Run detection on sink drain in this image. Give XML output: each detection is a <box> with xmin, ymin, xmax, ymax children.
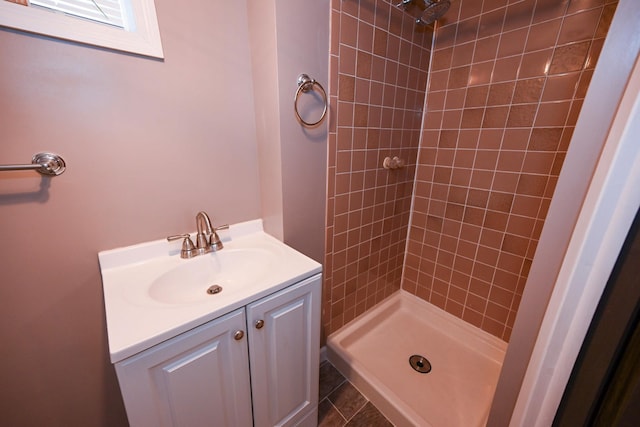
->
<box><xmin>409</xmin><ymin>354</ymin><xmax>432</xmax><ymax>374</ymax></box>
<box><xmin>206</xmin><ymin>285</ymin><xmax>223</xmax><ymax>295</ymax></box>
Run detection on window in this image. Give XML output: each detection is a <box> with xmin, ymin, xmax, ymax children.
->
<box><xmin>29</xmin><ymin>0</ymin><xmax>127</xmax><ymax>29</ymax></box>
<box><xmin>0</xmin><ymin>0</ymin><xmax>163</xmax><ymax>58</ymax></box>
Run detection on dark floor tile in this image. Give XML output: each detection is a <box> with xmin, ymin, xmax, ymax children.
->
<box><xmin>318</xmin><ymin>398</ymin><xmax>347</xmax><ymax>427</ymax></box>
<box><xmin>329</xmin><ymin>381</ymin><xmax>368</xmax><ymax>421</ymax></box>
<box><xmin>319</xmin><ymin>360</ymin><xmax>346</xmax><ymax>400</ymax></box>
<box><xmin>319</xmin><ymin>361</ymin><xmax>393</xmax><ymax>427</ymax></box>
<box><xmin>345</xmin><ymin>402</ymin><xmax>393</xmax><ymax>427</ymax></box>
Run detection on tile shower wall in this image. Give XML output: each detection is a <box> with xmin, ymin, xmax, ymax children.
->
<box><xmin>323</xmin><ymin>0</ymin><xmax>432</xmax><ymax>339</ymax></box>
<box><xmin>403</xmin><ymin>0</ymin><xmax>618</xmax><ymax>341</ymax></box>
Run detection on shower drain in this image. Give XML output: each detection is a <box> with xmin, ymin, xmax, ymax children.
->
<box><xmin>409</xmin><ymin>354</ymin><xmax>432</xmax><ymax>374</ymax></box>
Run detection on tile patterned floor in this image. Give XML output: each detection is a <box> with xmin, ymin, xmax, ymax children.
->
<box><xmin>318</xmin><ymin>360</ymin><xmax>393</xmax><ymax>427</ymax></box>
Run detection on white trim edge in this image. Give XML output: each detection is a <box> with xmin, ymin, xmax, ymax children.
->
<box><xmin>509</xmin><ymin>48</ymin><xmax>640</xmax><ymax>427</ymax></box>
<box><xmin>0</xmin><ymin>0</ymin><xmax>163</xmax><ymax>58</ymax></box>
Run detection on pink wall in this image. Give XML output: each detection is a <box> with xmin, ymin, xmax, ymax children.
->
<box><xmin>249</xmin><ymin>0</ymin><xmax>329</xmax><ymax>264</ymax></box>
<box><xmin>0</xmin><ymin>1</ymin><xmax>261</xmax><ymax>425</ymax></box>
<box><xmin>404</xmin><ymin>0</ymin><xmax>617</xmax><ymax>341</ymax></box>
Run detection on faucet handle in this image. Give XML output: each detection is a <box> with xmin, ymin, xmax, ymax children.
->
<box><xmin>167</xmin><ymin>233</ymin><xmax>191</xmax><ymax>242</ymax></box>
<box><xmin>167</xmin><ymin>234</ymin><xmax>198</xmax><ymax>258</ymax></box>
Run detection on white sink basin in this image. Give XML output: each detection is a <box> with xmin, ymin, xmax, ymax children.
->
<box><xmin>148</xmin><ymin>248</ymin><xmax>276</xmax><ymax>304</ymax></box>
<box><xmin>99</xmin><ymin>219</ymin><xmax>322</xmax><ymax>363</ymax></box>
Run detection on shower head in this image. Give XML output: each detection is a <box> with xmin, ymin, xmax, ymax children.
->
<box><xmin>416</xmin><ymin>0</ymin><xmax>451</xmax><ymax>26</ymax></box>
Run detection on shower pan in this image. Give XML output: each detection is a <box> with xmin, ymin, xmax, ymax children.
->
<box><xmin>327</xmin><ymin>291</ymin><xmax>506</xmax><ymax>426</ymax></box>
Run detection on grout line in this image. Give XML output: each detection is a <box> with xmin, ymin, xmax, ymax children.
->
<box><xmin>319</xmin><ymin>397</ymin><xmax>348</xmax><ymax>426</ymax></box>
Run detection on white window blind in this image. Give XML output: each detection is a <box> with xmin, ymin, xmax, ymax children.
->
<box><xmin>0</xmin><ymin>0</ymin><xmax>163</xmax><ymax>58</ymax></box>
<box><xmin>29</xmin><ymin>0</ymin><xmax>125</xmax><ymax>28</ymax></box>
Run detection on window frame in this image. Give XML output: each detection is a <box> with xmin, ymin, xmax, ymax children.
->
<box><xmin>0</xmin><ymin>0</ymin><xmax>164</xmax><ymax>58</ymax></box>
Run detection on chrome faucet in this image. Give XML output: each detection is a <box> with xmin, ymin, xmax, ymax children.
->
<box><xmin>195</xmin><ymin>211</ymin><xmax>214</xmax><ymax>253</ymax></box>
<box><xmin>196</xmin><ymin>211</ymin><xmax>226</xmax><ymax>252</ymax></box>
<box><xmin>167</xmin><ymin>211</ymin><xmax>228</xmax><ymax>258</ymax></box>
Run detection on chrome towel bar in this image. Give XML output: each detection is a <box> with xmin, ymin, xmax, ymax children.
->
<box><xmin>294</xmin><ymin>73</ymin><xmax>328</xmax><ymax>127</ymax></box>
<box><xmin>0</xmin><ymin>152</ymin><xmax>66</xmax><ymax>176</ymax></box>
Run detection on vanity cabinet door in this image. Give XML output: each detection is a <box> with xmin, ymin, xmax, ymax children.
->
<box><xmin>246</xmin><ymin>274</ymin><xmax>322</xmax><ymax>427</ymax></box>
<box><xmin>115</xmin><ymin>308</ymin><xmax>253</xmax><ymax>427</ymax></box>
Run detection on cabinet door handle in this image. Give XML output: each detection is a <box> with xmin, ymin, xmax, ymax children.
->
<box><xmin>234</xmin><ymin>330</ymin><xmax>244</xmax><ymax>340</ymax></box>
<box><xmin>255</xmin><ymin>319</ymin><xmax>265</xmax><ymax>329</ymax></box>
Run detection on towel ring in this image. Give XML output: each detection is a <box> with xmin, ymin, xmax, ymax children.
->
<box><xmin>294</xmin><ymin>74</ymin><xmax>328</xmax><ymax>127</ymax></box>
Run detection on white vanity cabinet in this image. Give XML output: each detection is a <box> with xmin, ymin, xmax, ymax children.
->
<box><xmin>115</xmin><ymin>308</ymin><xmax>253</xmax><ymax>427</ymax></box>
<box><xmin>247</xmin><ymin>274</ymin><xmax>321</xmax><ymax>427</ymax></box>
<box><xmin>114</xmin><ymin>274</ymin><xmax>322</xmax><ymax>427</ymax></box>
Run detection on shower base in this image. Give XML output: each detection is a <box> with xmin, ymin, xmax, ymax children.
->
<box><xmin>326</xmin><ymin>291</ymin><xmax>507</xmax><ymax>427</ymax></box>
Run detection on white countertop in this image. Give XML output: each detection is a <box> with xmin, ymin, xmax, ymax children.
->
<box><xmin>99</xmin><ymin>219</ymin><xmax>322</xmax><ymax>363</ymax></box>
